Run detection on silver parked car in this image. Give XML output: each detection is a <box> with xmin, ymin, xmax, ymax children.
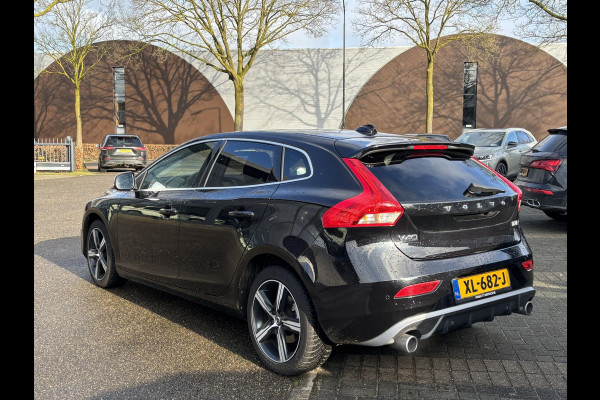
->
<box><xmin>454</xmin><ymin>128</ymin><xmax>537</xmax><ymax>178</ymax></box>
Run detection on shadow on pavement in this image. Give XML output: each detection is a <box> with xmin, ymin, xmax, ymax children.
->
<box><xmin>84</xmin><ymin>370</ymin><xmax>294</xmax><ymax>400</ymax></box>
<box><xmin>34</xmin><ymin>237</ymin><xmax>268</xmax><ymax>372</ymax></box>
<box><xmin>519</xmin><ymin>209</ymin><xmax>567</xmax><ymax>234</ymax></box>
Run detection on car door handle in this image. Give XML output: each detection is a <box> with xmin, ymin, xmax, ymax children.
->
<box><xmin>159</xmin><ymin>207</ymin><xmax>178</xmax><ymax>217</ymax></box>
<box><xmin>228</xmin><ymin>210</ymin><xmax>254</xmax><ymax>219</ymax></box>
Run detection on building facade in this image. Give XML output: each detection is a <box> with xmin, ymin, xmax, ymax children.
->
<box><xmin>34</xmin><ymin>35</ymin><xmax>566</xmax><ymax>144</ymax></box>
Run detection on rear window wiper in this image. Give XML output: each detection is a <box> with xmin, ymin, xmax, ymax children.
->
<box><xmin>463</xmin><ymin>183</ymin><xmax>505</xmax><ymax>197</ymax></box>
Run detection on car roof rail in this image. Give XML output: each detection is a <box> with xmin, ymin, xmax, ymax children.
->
<box><xmin>355</xmin><ymin>124</ymin><xmax>377</xmax><ymax>136</ymax></box>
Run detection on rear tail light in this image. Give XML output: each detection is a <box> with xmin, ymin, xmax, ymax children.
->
<box><xmin>522</xmin><ymin>260</ymin><xmax>533</xmax><ymax>271</ymax></box>
<box><xmin>134</xmin><ymin>147</ymin><xmax>146</xmax><ymax>151</ymax></box>
<box><xmin>472</xmin><ymin>157</ymin><xmax>522</xmax><ymax>211</ymax></box>
<box><xmin>101</xmin><ymin>146</ymin><xmax>115</xmax><ymax>150</ymax></box>
<box><xmin>322</xmin><ymin>158</ymin><xmax>404</xmax><ymax>228</ymax></box>
<box><xmin>529</xmin><ymin>159</ymin><xmax>562</xmax><ymax>172</ymax></box>
<box><xmin>394</xmin><ymin>280</ymin><xmax>441</xmax><ymax>298</ymax></box>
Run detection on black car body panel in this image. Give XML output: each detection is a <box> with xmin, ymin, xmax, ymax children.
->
<box><xmin>514</xmin><ymin>127</ymin><xmax>567</xmax><ymax>213</ymax></box>
<box><xmin>81</xmin><ymin>128</ymin><xmax>534</xmax><ymax>364</ymax></box>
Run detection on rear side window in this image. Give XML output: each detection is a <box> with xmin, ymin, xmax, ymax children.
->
<box><xmin>283</xmin><ymin>148</ymin><xmax>311</xmax><ymax>181</ymax></box>
<box><xmin>368</xmin><ymin>157</ymin><xmax>511</xmax><ymax>203</ymax></box>
<box><xmin>533</xmin><ymin>134</ymin><xmax>567</xmax><ymax>154</ymax></box>
<box><xmin>206</xmin><ymin>141</ymin><xmax>281</xmax><ymax>187</ymax></box>
<box><xmin>105</xmin><ymin>136</ymin><xmax>143</xmax><ymax>147</ymax></box>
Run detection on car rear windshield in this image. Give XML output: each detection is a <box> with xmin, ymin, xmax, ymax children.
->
<box><xmin>105</xmin><ymin>136</ymin><xmax>143</xmax><ymax>147</ymax></box>
<box><xmin>367</xmin><ymin>156</ymin><xmax>511</xmax><ymax>203</ymax></box>
<box><xmin>532</xmin><ymin>133</ymin><xmax>567</xmax><ymax>154</ymax></box>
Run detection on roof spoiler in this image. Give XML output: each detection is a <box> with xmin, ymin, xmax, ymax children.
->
<box><xmin>547</xmin><ymin>127</ymin><xmax>567</xmax><ymax>134</ymax></box>
<box><xmin>342</xmin><ymin>142</ymin><xmax>475</xmax><ymax>162</ymax></box>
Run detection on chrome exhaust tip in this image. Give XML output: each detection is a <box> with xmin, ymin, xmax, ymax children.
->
<box><xmin>391</xmin><ymin>333</ymin><xmax>418</xmax><ymax>353</ymax></box>
<box><xmin>520</xmin><ymin>301</ymin><xmax>533</xmax><ymax>315</ymax></box>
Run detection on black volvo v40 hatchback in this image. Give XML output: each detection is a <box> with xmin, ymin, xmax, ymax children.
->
<box><xmin>81</xmin><ymin>126</ymin><xmax>535</xmax><ymax>375</ymax></box>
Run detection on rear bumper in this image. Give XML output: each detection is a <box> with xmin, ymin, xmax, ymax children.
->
<box><xmin>100</xmin><ymin>159</ymin><xmax>147</xmax><ymax>169</ymax></box>
<box><xmin>308</xmin><ymin>233</ymin><xmax>533</xmax><ymax>344</ymax></box>
<box><xmin>516</xmin><ymin>181</ymin><xmax>567</xmax><ymax>211</ymax></box>
<box><xmin>357</xmin><ymin>286</ymin><xmax>535</xmax><ymax>347</ymax></box>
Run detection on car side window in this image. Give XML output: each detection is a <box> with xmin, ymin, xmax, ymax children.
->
<box><xmin>283</xmin><ymin>148</ymin><xmax>311</xmax><ymax>181</ymax></box>
<box><xmin>140</xmin><ymin>141</ymin><xmax>216</xmax><ymax>190</ymax></box>
<box><xmin>505</xmin><ymin>132</ymin><xmax>517</xmax><ymax>146</ymax></box>
<box><xmin>516</xmin><ymin>131</ymin><xmax>531</xmax><ymax>144</ymax></box>
<box><xmin>205</xmin><ymin>141</ymin><xmax>281</xmax><ymax>187</ymax></box>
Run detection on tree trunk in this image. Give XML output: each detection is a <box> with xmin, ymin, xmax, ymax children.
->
<box><xmin>74</xmin><ymin>85</ymin><xmax>85</xmax><ymax>170</ymax></box>
<box><xmin>233</xmin><ymin>78</ymin><xmax>244</xmax><ymax>131</ymax></box>
<box><xmin>425</xmin><ymin>56</ymin><xmax>434</xmax><ymax>133</ymax></box>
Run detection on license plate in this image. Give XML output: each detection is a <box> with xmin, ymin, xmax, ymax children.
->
<box><xmin>452</xmin><ymin>269</ymin><xmax>510</xmax><ymax>301</ymax></box>
<box><xmin>116</xmin><ymin>148</ymin><xmax>133</xmax><ymax>154</ymax></box>
<box><xmin>519</xmin><ymin>167</ymin><xmax>528</xmax><ymax>176</ymax></box>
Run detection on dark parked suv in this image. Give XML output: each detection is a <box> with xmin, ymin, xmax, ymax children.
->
<box><xmin>514</xmin><ymin>126</ymin><xmax>567</xmax><ymax>221</ymax></box>
<box><xmin>98</xmin><ymin>134</ymin><xmax>147</xmax><ymax>172</ymax></box>
<box><xmin>81</xmin><ymin>127</ymin><xmax>535</xmax><ymax>375</ymax></box>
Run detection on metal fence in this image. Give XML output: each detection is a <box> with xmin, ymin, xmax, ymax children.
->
<box><xmin>34</xmin><ymin>137</ymin><xmax>75</xmax><ymax>172</ymax></box>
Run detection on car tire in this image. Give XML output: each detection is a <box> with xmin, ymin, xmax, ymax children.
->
<box><xmin>98</xmin><ymin>165</ymin><xmax>106</xmax><ymax>173</ymax></box>
<box><xmin>247</xmin><ymin>266</ymin><xmax>332</xmax><ymax>375</ymax></box>
<box><xmin>495</xmin><ymin>161</ymin><xmax>508</xmax><ymax>177</ymax></box>
<box><xmin>543</xmin><ymin>210</ymin><xmax>567</xmax><ymax>221</ymax></box>
<box><xmin>86</xmin><ymin>220</ymin><xmax>126</xmax><ymax>288</ymax></box>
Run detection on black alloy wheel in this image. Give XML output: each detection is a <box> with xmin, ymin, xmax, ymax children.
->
<box><xmin>86</xmin><ymin>220</ymin><xmax>125</xmax><ymax>288</ymax></box>
<box><xmin>247</xmin><ymin>267</ymin><xmax>331</xmax><ymax>375</ymax></box>
<box><xmin>495</xmin><ymin>162</ymin><xmax>508</xmax><ymax>177</ymax></box>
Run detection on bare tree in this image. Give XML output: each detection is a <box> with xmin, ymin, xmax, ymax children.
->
<box><xmin>353</xmin><ymin>0</ymin><xmax>499</xmax><ymax>133</ymax></box>
<box><xmin>34</xmin><ymin>0</ymin><xmax>72</xmax><ymax>18</ymax></box>
<box><xmin>500</xmin><ymin>0</ymin><xmax>566</xmax><ymax>43</ymax></box>
<box><xmin>130</xmin><ymin>0</ymin><xmax>339</xmax><ymax>131</ymax></box>
<box><xmin>34</xmin><ymin>0</ymin><xmax>124</xmax><ymax>169</ymax></box>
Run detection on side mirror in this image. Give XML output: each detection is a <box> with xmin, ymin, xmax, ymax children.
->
<box><xmin>114</xmin><ymin>172</ymin><xmax>135</xmax><ymax>191</ymax></box>
<box><xmin>507</xmin><ymin>141</ymin><xmax>518</xmax><ymax>147</ymax></box>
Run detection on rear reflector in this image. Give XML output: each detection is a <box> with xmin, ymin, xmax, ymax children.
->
<box><xmin>529</xmin><ymin>159</ymin><xmax>562</xmax><ymax>172</ymax></box>
<box><xmin>523</xmin><ymin>187</ymin><xmax>554</xmax><ymax>195</ymax></box>
<box><xmin>394</xmin><ymin>280</ymin><xmax>441</xmax><ymax>298</ymax></box>
<box><xmin>472</xmin><ymin>157</ymin><xmax>522</xmax><ymax>211</ymax></box>
<box><xmin>522</xmin><ymin>260</ymin><xmax>533</xmax><ymax>271</ymax></box>
<box><xmin>322</xmin><ymin>158</ymin><xmax>404</xmax><ymax>228</ymax></box>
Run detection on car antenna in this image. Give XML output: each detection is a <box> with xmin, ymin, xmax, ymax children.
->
<box><xmin>355</xmin><ymin>124</ymin><xmax>377</xmax><ymax>136</ymax></box>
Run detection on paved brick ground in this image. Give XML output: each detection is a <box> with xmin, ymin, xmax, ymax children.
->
<box><xmin>307</xmin><ymin>207</ymin><xmax>567</xmax><ymax>399</ymax></box>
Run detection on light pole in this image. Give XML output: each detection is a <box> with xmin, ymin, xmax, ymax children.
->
<box><xmin>342</xmin><ymin>0</ymin><xmax>346</xmax><ymax>129</ymax></box>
